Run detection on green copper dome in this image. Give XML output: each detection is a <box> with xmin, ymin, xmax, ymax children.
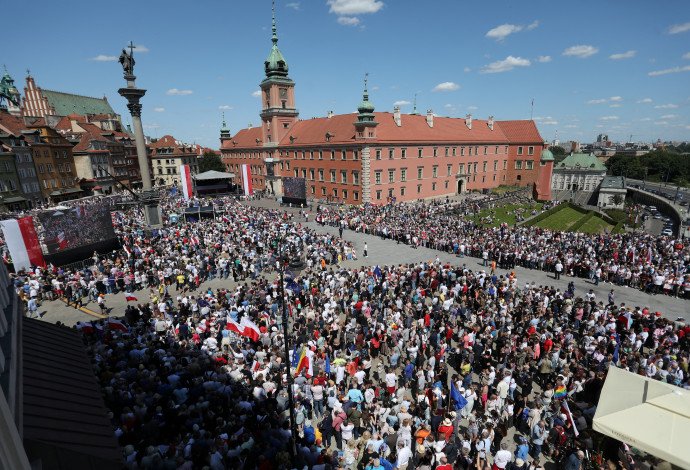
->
<box><xmin>540</xmin><ymin>148</ymin><xmax>554</xmax><ymax>162</ymax></box>
<box><xmin>220</xmin><ymin>114</ymin><xmax>231</xmax><ymax>138</ymax></box>
<box><xmin>357</xmin><ymin>79</ymin><xmax>375</xmax><ymax>116</ymax></box>
<box><xmin>264</xmin><ymin>9</ymin><xmax>289</xmax><ymax>78</ymax></box>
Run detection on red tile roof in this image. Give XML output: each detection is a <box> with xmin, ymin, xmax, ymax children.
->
<box><xmin>0</xmin><ymin>110</ymin><xmax>28</xmax><ymax>135</ymax></box>
<box><xmin>495</xmin><ymin>120</ymin><xmax>544</xmax><ymax>143</ymax></box>
<box><xmin>221</xmin><ymin>127</ymin><xmax>263</xmax><ymax>150</ymax></box>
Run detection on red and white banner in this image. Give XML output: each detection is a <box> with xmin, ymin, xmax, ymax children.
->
<box><xmin>76</xmin><ymin>321</ymin><xmax>94</xmax><ymax>334</ymax></box>
<box><xmin>107</xmin><ymin>317</ymin><xmax>130</xmax><ymax>333</ymax></box>
<box><xmin>240</xmin><ymin>164</ymin><xmax>252</xmax><ymax>196</ymax></box>
<box><xmin>239</xmin><ymin>316</ymin><xmax>261</xmax><ymax>341</ymax></box>
<box><xmin>561</xmin><ymin>401</ymin><xmax>580</xmax><ymax>437</ymax></box>
<box><xmin>0</xmin><ymin>217</ymin><xmax>46</xmax><ymax>271</ymax></box>
<box><xmin>180</xmin><ymin>164</ymin><xmax>193</xmax><ymax>200</ymax></box>
<box><xmin>125</xmin><ymin>293</ymin><xmax>138</xmax><ymax>302</ymax></box>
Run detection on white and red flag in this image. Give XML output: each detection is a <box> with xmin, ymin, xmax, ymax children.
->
<box><xmin>0</xmin><ymin>217</ymin><xmax>46</xmax><ymax>270</ymax></box>
<box><xmin>239</xmin><ymin>316</ymin><xmax>261</xmax><ymax>341</ymax></box>
<box><xmin>240</xmin><ymin>164</ymin><xmax>253</xmax><ymax>196</ymax></box>
<box><xmin>125</xmin><ymin>293</ymin><xmax>138</xmax><ymax>302</ymax></box>
<box><xmin>180</xmin><ymin>164</ymin><xmax>193</xmax><ymax>200</ymax></box>
<box><xmin>107</xmin><ymin>317</ymin><xmax>130</xmax><ymax>333</ymax></box>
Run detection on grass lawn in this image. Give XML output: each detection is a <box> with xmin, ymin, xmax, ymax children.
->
<box><xmin>578</xmin><ymin>216</ymin><xmax>615</xmax><ymax>234</ymax></box>
<box><xmin>475</xmin><ymin>202</ymin><xmax>544</xmax><ymax>227</ymax></box>
<box><xmin>533</xmin><ymin>206</ymin><xmax>584</xmax><ymax>231</ymax></box>
<box><xmin>490</xmin><ymin>185</ymin><xmax>523</xmax><ymax>196</ymax></box>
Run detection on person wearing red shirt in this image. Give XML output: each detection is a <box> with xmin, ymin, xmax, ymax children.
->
<box><xmin>435</xmin><ymin>456</ymin><xmax>453</xmax><ymax>470</ymax></box>
<box><xmin>437</xmin><ymin>417</ymin><xmax>454</xmax><ymax>442</ymax></box>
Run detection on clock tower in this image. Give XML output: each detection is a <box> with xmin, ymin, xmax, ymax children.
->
<box><xmin>260</xmin><ymin>6</ymin><xmax>298</xmax><ymax>147</ymax></box>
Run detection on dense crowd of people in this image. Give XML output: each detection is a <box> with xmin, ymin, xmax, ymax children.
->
<box><xmin>6</xmin><ymin>190</ymin><xmax>690</xmax><ymax>470</ymax></box>
<box><xmin>314</xmin><ymin>200</ymin><xmax>690</xmax><ymax>300</ymax></box>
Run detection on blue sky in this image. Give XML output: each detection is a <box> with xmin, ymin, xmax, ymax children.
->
<box><xmin>5</xmin><ymin>0</ymin><xmax>690</xmax><ymax>148</ymax></box>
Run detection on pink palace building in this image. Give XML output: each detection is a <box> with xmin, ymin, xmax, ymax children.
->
<box><xmin>220</xmin><ymin>12</ymin><xmax>554</xmax><ymax>204</ymax></box>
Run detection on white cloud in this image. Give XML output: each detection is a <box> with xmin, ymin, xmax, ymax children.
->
<box><xmin>609</xmin><ymin>96</ymin><xmax>623</xmax><ymax>102</ymax></box>
<box><xmin>466</xmin><ymin>106</ymin><xmax>478</xmax><ymax>110</ymax></box>
<box><xmin>135</xmin><ymin>45</ymin><xmax>150</xmax><ymax>52</ymax></box>
<box><xmin>586</xmin><ymin>99</ymin><xmax>607</xmax><ymax>104</ymax></box>
<box><xmin>337</xmin><ymin>16</ymin><xmax>360</xmax><ymax>26</ymax></box>
<box><xmin>564</xmin><ymin>124</ymin><xmax>578</xmax><ymax>128</ymax></box>
<box><xmin>432</xmin><ymin>82</ymin><xmax>460</xmax><ymax>92</ymax></box>
<box><xmin>286</xmin><ymin>2</ymin><xmax>300</xmax><ymax>10</ymax></box>
<box><xmin>541</xmin><ymin>120</ymin><xmax>558</xmax><ymax>125</ymax></box>
<box><xmin>393</xmin><ymin>100</ymin><xmax>411</xmax><ymax>106</ymax></box>
<box><xmin>371</xmin><ymin>86</ymin><xmax>379</xmax><ymax>90</ymax></box>
<box><xmin>660</xmin><ymin>114</ymin><xmax>679</xmax><ymax>119</ymax></box>
<box><xmin>654</xmin><ymin>104</ymin><xmax>678</xmax><ymax>109</ymax></box>
<box><xmin>486</xmin><ymin>24</ymin><xmax>523</xmax><ymax>41</ymax></box>
<box><xmin>609</xmin><ymin>50</ymin><xmax>637</xmax><ymax>60</ymax></box>
<box><xmin>89</xmin><ymin>54</ymin><xmax>117</xmax><ymax>61</ymax></box>
<box><xmin>599</xmin><ymin>116</ymin><xmax>619</xmax><ymax>120</ymax></box>
<box><xmin>443</xmin><ymin>104</ymin><xmax>453</xmax><ymax>108</ymax></box>
<box><xmin>526</xmin><ymin>20</ymin><xmax>539</xmax><ymax>31</ymax></box>
<box><xmin>143</xmin><ymin>123</ymin><xmax>161</xmax><ymax>129</ymax></box>
<box><xmin>654</xmin><ymin>121</ymin><xmax>670</xmax><ymax>126</ymax></box>
<box><xmin>537</xmin><ymin>55</ymin><xmax>551</xmax><ymax>63</ymax></box>
<box><xmin>609</xmin><ymin>104</ymin><xmax>621</xmax><ymax>108</ymax></box>
<box><xmin>166</xmin><ymin>88</ymin><xmax>193</xmax><ymax>96</ymax></box>
<box><xmin>480</xmin><ymin>56</ymin><xmax>531</xmax><ymax>73</ymax></box>
<box><xmin>639</xmin><ymin>118</ymin><xmax>652</xmax><ymax>121</ymax></box>
<box><xmin>684</xmin><ymin>52</ymin><xmax>690</xmax><ymax>60</ymax></box>
<box><xmin>668</xmin><ymin>22</ymin><xmax>690</xmax><ymax>34</ymax></box>
<box><xmin>637</xmin><ymin>98</ymin><xmax>653</xmax><ymax>103</ymax></box>
<box><xmin>251</xmin><ymin>90</ymin><xmax>262</xmax><ymax>98</ymax></box>
<box><xmin>218</xmin><ymin>105</ymin><xmax>233</xmax><ymax>110</ymax></box>
<box><xmin>587</xmin><ymin>96</ymin><xmax>622</xmax><ymax>104</ymax></box>
<box><xmin>153</xmin><ymin>107</ymin><xmax>165</xmax><ymax>112</ymax></box>
<box><xmin>648</xmin><ymin>65</ymin><xmax>690</xmax><ymax>76</ymax></box>
<box><xmin>562</xmin><ymin>45</ymin><xmax>599</xmax><ymax>58</ymax></box>
<box><xmin>327</xmin><ymin>0</ymin><xmax>384</xmax><ymax>15</ymax></box>
<box><xmin>463</xmin><ymin>67</ymin><xmax>471</xmax><ymax>73</ymax></box>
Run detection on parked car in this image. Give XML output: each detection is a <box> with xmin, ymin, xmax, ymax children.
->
<box><xmin>680</xmin><ymin>201</ymin><xmax>688</xmax><ymax>206</ymax></box>
<box><xmin>662</xmin><ymin>229</ymin><xmax>673</xmax><ymax>236</ymax></box>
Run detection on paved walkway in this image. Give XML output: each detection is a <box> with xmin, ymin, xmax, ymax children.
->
<box><xmin>37</xmin><ymin>198</ymin><xmax>688</xmax><ymax>326</ymax></box>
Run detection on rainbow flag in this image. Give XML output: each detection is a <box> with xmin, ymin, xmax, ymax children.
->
<box><xmin>554</xmin><ymin>384</ymin><xmax>567</xmax><ymax>399</ymax></box>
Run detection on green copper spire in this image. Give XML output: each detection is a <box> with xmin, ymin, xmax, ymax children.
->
<box><xmin>357</xmin><ymin>73</ymin><xmax>376</xmax><ymax>122</ymax></box>
<box><xmin>264</xmin><ymin>2</ymin><xmax>289</xmax><ymax>78</ymax></box>
<box><xmin>220</xmin><ymin>112</ymin><xmax>231</xmax><ymax>139</ymax></box>
<box><xmin>410</xmin><ymin>92</ymin><xmax>420</xmax><ymax>115</ymax></box>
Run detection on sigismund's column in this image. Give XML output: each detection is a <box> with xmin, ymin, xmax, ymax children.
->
<box><xmin>117</xmin><ymin>42</ymin><xmax>161</xmax><ymax>227</ymax></box>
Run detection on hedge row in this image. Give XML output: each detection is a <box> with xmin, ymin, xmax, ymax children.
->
<box><xmin>569</xmin><ymin>211</ymin><xmax>595</xmax><ymax>232</ymax></box>
<box><xmin>519</xmin><ymin>203</ymin><xmax>569</xmax><ymax>226</ymax></box>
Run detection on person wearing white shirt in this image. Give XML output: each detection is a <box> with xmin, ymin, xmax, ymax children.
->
<box><xmin>493</xmin><ymin>442</ymin><xmax>512</xmax><ymax>469</ymax></box>
<box><xmin>397</xmin><ymin>441</ymin><xmax>412</xmax><ymax>470</ymax></box>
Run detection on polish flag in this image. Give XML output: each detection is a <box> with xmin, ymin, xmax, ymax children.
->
<box><xmin>125</xmin><ymin>293</ymin><xmax>138</xmax><ymax>302</ymax></box>
<box><xmin>123</xmin><ymin>245</ymin><xmax>131</xmax><ymax>257</ymax></box>
<box><xmin>239</xmin><ymin>317</ymin><xmax>261</xmax><ymax>341</ymax></box>
<box><xmin>57</xmin><ymin>232</ymin><xmax>67</xmax><ymax>250</ymax></box>
<box><xmin>76</xmin><ymin>321</ymin><xmax>94</xmax><ymax>334</ymax></box>
<box><xmin>561</xmin><ymin>401</ymin><xmax>580</xmax><ymax>437</ymax></box>
<box><xmin>241</xmin><ymin>164</ymin><xmax>253</xmax><ymax>196</ymax></box>
<box><xmin>261</xmin><ymin>311</ymin><xmax>275</xmax><ymax>324</ymax></box>
<box><xmin>0</xmin><ymin>217</ymin><xmax>46</xmax><ymax>271</ymax></box>
<box><xmin>107</xmin><ymin>317</ymin><xmax>130</xmax><ymax>333</ymax></box>
<box><xmin>227</xmin><ymin>318</ymin><xmax>245</xmax><ymax>334</ymax></box>
<box><xmin>180</xmin><ymin>164</ymin><xmax>193</xmax><ymax>200</ymax></box>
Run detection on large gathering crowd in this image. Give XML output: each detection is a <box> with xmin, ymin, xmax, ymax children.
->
<box><xmin>6</xmin><ymin>190</ymin><xmax>690</xmax><ymax>470</ymax></box>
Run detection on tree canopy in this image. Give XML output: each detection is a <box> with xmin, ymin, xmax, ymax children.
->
<box><xmin>605</xmin><ymin>148</ymin><xmax>690</xmax><ymax>185</ymax></box>
<box><xmin>198</xmin><ymin>151</ymin><xmax>225</xmax><ymax>173</ymax></box>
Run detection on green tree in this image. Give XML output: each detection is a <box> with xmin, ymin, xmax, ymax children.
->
<box><xmin>549</xmin><ymin>145</ymin><xmax>566</xmax><ymax>156</ymax></box>
<box><xmin>198</xmin><ymin>151</ymin><xmax>225</xmax><ymax>173</ymax></box>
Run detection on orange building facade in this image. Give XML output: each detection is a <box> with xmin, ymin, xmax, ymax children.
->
<box><xmin>221</xmin><ymin>15</ymin><xmax>553</xmax><ymax>203</ymax></box>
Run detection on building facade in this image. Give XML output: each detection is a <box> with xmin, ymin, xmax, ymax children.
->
<box><xmin>149</xmin><ymin>135</ymin><xmax>200</xmax><ymax>186</ymax></box>
<box><xmin>0</xmin><ymin>132</ymin><xmax>26</xmax><ymax>211</ymax></box>
<box><xmin>220</xmin><ymin>13</ymin><xmax>552</xmax><ymax>204</ymax></box>
<box><xmin>551</xmin><ymin>152</ymin><xmax>607</xmax><ymax>192</ymax></box>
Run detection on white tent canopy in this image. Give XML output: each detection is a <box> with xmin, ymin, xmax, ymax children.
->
<box><xmin>593</xmin><ymin>366</ymin><xmax>690</xmax><ymax>469</ymax></box>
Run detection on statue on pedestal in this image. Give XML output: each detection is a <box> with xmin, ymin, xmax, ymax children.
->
<box><xmin>119</xmin><ymin>46</ymin><xmax>135</xmax><ymax>76</ymax></box>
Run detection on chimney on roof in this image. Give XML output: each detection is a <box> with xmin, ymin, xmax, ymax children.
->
<box><xmin>465</xmin><ymin>113</ymin><xmax>472</xmax><ymax>130</ymax></box>
<box><xmin>488</xmin><ymin>115</ymin><xmax>494</xmax><ymax>131</ymax></box>
<box><xmin>426</xmin><ymin>109</ymin><xmax>434</xmax><ymax>128</ymax></box>
<box><xmin>393</xmin><ymin>106</ymin><xmax>401</xmax><ymax>127</ymax></box>
<box><xmin>248</xmin><ymin>123</ymin><xmax>253</xmax><ymax>129</ymax></box>
<box><xmin>327</xmin><ymin>110</ymin><xmax>334</xmax><ymax>119</ymax></box>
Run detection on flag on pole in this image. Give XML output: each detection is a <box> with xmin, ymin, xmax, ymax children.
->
<box><xmin>226</xmin><ymin>318</ymin><xmax>244</xmax><ymax>335</ymax></box>
<box><xmin>291</xmin><ymin>345</ymin><xmax>300</xmax><ymax>368</ymax></box>
<box><xmin>76</xmin><ymin>321</ymin><xmax>94</xmax><ymax>334</ymax></box>
<box><xmin>180</xmin><ymin>164</ymin><xmax>193</xmax><ymax>200</ymax></box>
<box><xmin>450</xmin><ymin>381</ymin><xmax>468</xmax><ymax>410</ymax></box>
<box><xmin>373</xmin><ymin>265</ymin><xmax>382</xmax><ymax>280</ymax></box>
<box><xmin>239</xmin><ymin>317</ymin><xmax>261</xmax><ymax>341</ymax></box>
<box><xmin>125</xmin><ymin>293</ymin><xmax>137</xmax><ymax>302</ymax></box>
<box><xmin>634</xmin><ymin>213</ymin><xmax>639</xmax><ymax>225</ymax></box>
<box><xmin>561</xmin><ymin>401</ymin><xmax>580</xmax><ymax>437</ymax></box>
<box><xmin>0</xmin><ymin>217</ymin><xmax>46</xmax><ymax>271</ymax></box>
<box><xmin>325</xmin><ymin>354</ymin><xmax>331</xmax><ymax>375</ymax></box>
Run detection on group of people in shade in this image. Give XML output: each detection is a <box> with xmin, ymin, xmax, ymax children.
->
<box><xmin>8</xmin><ymin>189</ymin><xmax>690</xmax><ymax>470</ymax></box>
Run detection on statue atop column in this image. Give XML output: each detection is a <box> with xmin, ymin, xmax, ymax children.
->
<box><xmin>119</xmin><ymin>42</ymin><xmax>136</xmax><ymax>76</ymax></box>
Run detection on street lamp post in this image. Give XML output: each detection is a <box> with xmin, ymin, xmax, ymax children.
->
<box><xmin>117</xmin><ymin>41</ymin><xmax>161</xmax><ymax>228</ymax></box>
